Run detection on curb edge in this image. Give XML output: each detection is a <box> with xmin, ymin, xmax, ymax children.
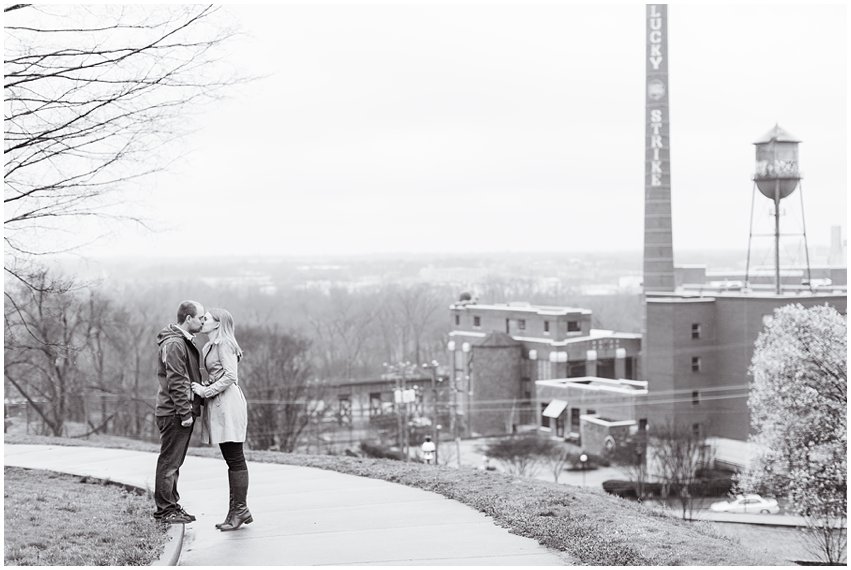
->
<box><xmin>151</xmin><ymin>523</ymin><xmax>184</xmax><ymax>566</ymax></box>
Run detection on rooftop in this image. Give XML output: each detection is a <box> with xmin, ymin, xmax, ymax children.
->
<box><xmin>449</xmin><ymin>328</ymin><xmax>642</xmax><ymax>345</ymax></box>
<box><xmin>754</xmin><ymin>124</ymin><xmax>800</xmax><ymax>144</ymax></box>
<box><xmin>450</xmin><ymin>301</ymin><xmax>591</xmax><ymax>316</ymax></box>
<box><xmin>517</xmin><ymin>329</ymin><xmax>642</xmax><ymax>346</ymax></box>
<box><xmin>647</xmin><ymin>289</ymin><xmax>847</xmax><ymax>302</ymax></box>
<box><xmin>537</xmin><ymin>376</ymin><xmax>648</xmax><ymax>395</ymax></box>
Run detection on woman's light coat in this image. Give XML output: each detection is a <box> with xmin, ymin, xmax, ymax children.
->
<box><xmin>199</xmin><ymin>341</ymin><xmax>248</xmax><ymax>445</ymax></box>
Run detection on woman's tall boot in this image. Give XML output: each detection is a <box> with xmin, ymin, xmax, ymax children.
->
<box><xmin>215</xmin><ymin>485</ymin><xmax>235</xmax><ymax>529</ymax></box>
<box><xmin>219</xmin><ymin>470</ymin><xmax>253</xmax><ymax>531</ymax></box>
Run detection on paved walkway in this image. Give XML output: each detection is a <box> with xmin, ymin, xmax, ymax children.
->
<box><xmin>4</xmin><ymin>444</ymin><xmax>568</xmax><ymax>566</ymax></box>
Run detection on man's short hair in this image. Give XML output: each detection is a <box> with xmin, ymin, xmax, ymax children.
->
<box><xmin>177</xmin><ymin>301</ymin><xmax>200</xmax><ymax>324</ymax></box>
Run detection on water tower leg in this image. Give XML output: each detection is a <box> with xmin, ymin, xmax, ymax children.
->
<box><xmin>774</xmin><ymin>180</ymin><xmax>781</xmax><ymax>295</ymax></box>
<box><xmin>745</xmin><ymin>184</ymin><xmax>757</xmax><ymax>288</ymax></box>
<box><xmin>799</xmin><ymin>181</ymin><xmax>813</xmax><ymax>292</ymax></box>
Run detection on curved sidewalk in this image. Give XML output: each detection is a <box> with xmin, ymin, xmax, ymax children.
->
<box><xmin>4</xmin><ymin>444</ymin><xmax>568</xmax><ymax>566</ymax></box>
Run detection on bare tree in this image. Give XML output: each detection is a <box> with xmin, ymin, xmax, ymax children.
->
<box><xmin>84</xmin><ymin>298</ymin><xmax>160</xmax><ymax>439</ymax></box>
<box><xmin>650</xmin><ymin>421</ymin><xmax>712</xmax><ymax>520</ymax></box>
<box><xmin>393</xmin><ymin>284</ymin><xmax>443</xmax><ymax>365</ymax></box>
<box><xmin>305</xmin><ymin>288</ymin><xmax>379</xmax><ymax>380</ymax></box>
<box><xmin>238</xmin><ymin>325</ymin><xmax>327</xmax><ymax>452</ymax></box>
<box><xmin>609</xmin><ymin>432</ymin><xmax>650</xmax><ymax>499</ymax></box>
<box><xmin>4</xmin><ymin>270</ymin><xmax>89</xmax><ymax>435</ymax></box>
<box><xmin>539</xmin><ymin>439</ymin><xmax>572</xmax><ymax>484</ymax></box>
<box><xmin>4</xmin><ymin>5</ymin><xmax>240</xmax><ymax>280</ymax></box>
<box><xmin>483</xmin><ymin>434</ymin><xmax>551</xmax><ymax>477</ymax></box>
<box><xmin>802</xmin><ymin>506</ymin><xmax>846</xmax><ymax>566</ymax></box>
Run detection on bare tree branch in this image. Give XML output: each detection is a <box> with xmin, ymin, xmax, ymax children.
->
<box><xmin>4</xmin><ymin>4</ymin><xmax>245</xmax><ymax>274</ymax></box>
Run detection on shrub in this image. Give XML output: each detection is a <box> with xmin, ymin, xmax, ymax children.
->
<box><xmin>359</xmin><ymin>441</ymin><xmax>404</xmax><ymax>460</ymax></box>
<box><xmin>602</xmin><ymin>479</ymin><xmax>663</xmax><ymax>499</ymax></box>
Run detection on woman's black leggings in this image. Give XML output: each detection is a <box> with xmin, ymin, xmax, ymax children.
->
<box><xmin>219</xmin><ymin>441</ymin><xmax>247</xmax><ymax>471</ymax></box>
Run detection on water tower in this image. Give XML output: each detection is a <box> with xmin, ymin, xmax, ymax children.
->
<box><xmin>745</xmin><ymin>125</ymin><xmax>812</xmax><ymax>294</ymax></box>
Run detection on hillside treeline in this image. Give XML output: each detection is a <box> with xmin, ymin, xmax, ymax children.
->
<box><xmin>4</xmin><ymin>267</ymin><xmax>641</xmax><ymax>448</ymax></box>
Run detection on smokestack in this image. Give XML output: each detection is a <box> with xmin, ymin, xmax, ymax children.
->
<box><xmin>643</xmin><ymin>4</ymin><xmax>675</xmax><ymax>293</ymax></box>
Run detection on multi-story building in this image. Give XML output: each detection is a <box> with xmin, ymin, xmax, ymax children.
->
<box><xmin>674</xmin><ymin>265</ymin><xmax>847</xmax><ymax>290</ymax></box>
<box><xmin>447</xmin><ymin>300</ymin><xmax>642</xmax><ymax>437</ymax></box>
<box><xmin>643</xmin><ymin>289</ymin><xmax>847</xmax><ymax>443</ymax></box>
<box><xmin>445</xmin><ymin>287</ymin><xmax>846</xmax><ymax>462</ymax></box>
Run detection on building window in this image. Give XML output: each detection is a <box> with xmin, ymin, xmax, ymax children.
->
<box><xmin>544</xmin><ymin>320</ymin><xmax>550</xmax><ymax>334</ymax></box>
<box><xmin>586</xmin><ymin>409</ymin><xmax>596</xmax><ymax>416</ymax></box>
<box><xmin>540</xmin><ymin>403</ymin><xmax>551</xmax><ymax>429</ymax></box>
<box><xmin>473</xmin><ymin>316</ymin><xmax>481</xmax><ymax>328</ymax></box>
<box><xmin>567</xmin><ymin>320</ymin><xmax>580</xmax><ymax>332</ymax></box>
<box><xmin>369</xmin><ymin>392</ymin><xmax>383</xmax><ymax>418</ymax></box>
<box><xmin>692</xmin><ymin>390</ymin><xmax>700</xmax><ymax>406</ymax></box>
<box><xmin>624</xmin><ymin>357</ymin><xmax>634</xmax><ymax>379</ymax></box>
<box><xmin>555</xmin><ymin>415</ymin><xmax>564</xmax><ymax>438</ymax></box>
<box><xmin>638</xmin><ymin>418</ymin><xmax>648</xmax><ymax>431</ymax></box>
<box><xmin>454</xmin><ymin>314</ymin><xmax>460</xmax><ymax>326</ymax></box>
<box><xmin>691</xmin><ymin>323</ymin><xmax>701</xmax><ymax>339</ymax></box>
<box><xmin>691</xmin><ymin>356</ymin><xmax>702</xmax><ymax>372</ymax></box>
<box><xmin>338</xmin><ymin>395</ymin><xmax>352</xmax><ymax>426</ymax></box>
<box><xmin>567</xmin><ymin>361</ymin><xmax>586</xmax><ymax>378</ymax></box>
<box><xmin>518</xmin><ymin>319</ymin><xmax>526</xmax><ymax>331</ymax></box>
<box><xmin>571</xmin><ymin>408</ymin><xmax>581</xmax><ymax>431</ymax></box>
<box><xmin>597</xmin><ymin>358</ymin><xmax>616</xmax><ymax>379</ymax></box>
<box><xmin>537</xmin><ymin>360</ymin><xmax>552</xmax><ymax>381</ymax></box>
<box><xmin>692</xmin><ymin>423</ymin><xmax>701</xmax><ymax>439</ymax></box>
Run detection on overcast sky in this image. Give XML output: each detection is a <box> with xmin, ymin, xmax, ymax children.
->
<box><xmin>73</xmin><ymin>1</ymin><xmax>846</xmax><ymax>259</ymax></box>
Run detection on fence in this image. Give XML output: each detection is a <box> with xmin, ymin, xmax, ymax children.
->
<box><xmin>3</xmin><ymin>394</ymin><xmax>448</xmax><ymax>453</ymax></box>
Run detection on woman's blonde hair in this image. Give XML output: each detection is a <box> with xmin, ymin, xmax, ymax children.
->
<box><xmin>207</xmin><ymin>308</ymin><xmax>243</xmax><ymax>360</ymax></box>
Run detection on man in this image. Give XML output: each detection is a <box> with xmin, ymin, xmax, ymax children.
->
<box><xmin>153</xmin><ymin>300</ymin><xmax>206</xmax><ymax>524</ymax></box>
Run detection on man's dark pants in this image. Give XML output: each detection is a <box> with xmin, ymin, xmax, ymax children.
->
<box><xmin>154</xmin><ymin>414</ymin><xmax>194</xmax><ymax>518</ymax></box>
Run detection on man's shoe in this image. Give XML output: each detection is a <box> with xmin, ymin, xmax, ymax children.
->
<box><xmin>160</xmin><ymin>511</ymin><xmax>193</xmax><ymax>524</ymax></box>
<box><xmin>177</xmin><ymin>506</ymin><xmax>196</xmax><ymax>522</ymax></box>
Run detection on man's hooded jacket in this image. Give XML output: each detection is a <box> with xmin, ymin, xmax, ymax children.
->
<box><xmin>156</xmin><ymin>324</ymin><xmax>203</xmax><ymax>422</ymax></box>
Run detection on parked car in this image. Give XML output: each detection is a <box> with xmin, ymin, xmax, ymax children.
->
<box><xmin>710</xmin><ymin>494</ymin><xmax>780</xmax><ymax>514</ymax></box>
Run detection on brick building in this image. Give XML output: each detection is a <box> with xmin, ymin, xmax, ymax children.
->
<box><xmin>643</xmin><ymin>289</ymin><xmax>847</xmax><ymax>442</ymax></box>
<box><xmin>447</xmin><ymin>301</ymin><xmax>642</xmax><ymax>437</ymax></box>
<box><xmin>536</xmin><ymin>377</ymin><xmax>648</xmax><ymax>455</ymax></box>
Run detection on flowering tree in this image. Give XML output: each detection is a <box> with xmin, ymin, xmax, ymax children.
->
<box><xmin>740</xmin><ymin>304</ymin><xmax>846</xmax><ymax>564</ymax></box>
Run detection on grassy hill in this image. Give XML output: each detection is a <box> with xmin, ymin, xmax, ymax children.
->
<box><xmin>5</xmin><ymin>434</ymin><xmax>784</xmax><ymax>566</ymax></box>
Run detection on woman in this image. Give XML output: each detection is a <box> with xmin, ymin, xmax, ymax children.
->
<box><xmin>191</xmin><ymin>308</ymin><xmax>253</xmax><ymax>531</ymax></box>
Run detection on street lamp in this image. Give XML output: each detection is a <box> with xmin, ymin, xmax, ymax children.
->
<box><xmin>579</xmin><ymin>453</ymin><xmax>588</xmax><ymax>487</ymax></box>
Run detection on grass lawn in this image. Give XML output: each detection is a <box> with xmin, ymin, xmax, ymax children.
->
<box><xmin>4</xmin><ymin>466</ymin><xmax>169</xmax><ymax>566</ymax></box>
<box><xmin>708</xmin><ymin>522</ymin><xmax>815</xmax><ymax>564</ymax></box>
<box><xmin>6</xmin><ymin>434</ymin><xmax>786</xmax><ymax>566</ymax></box>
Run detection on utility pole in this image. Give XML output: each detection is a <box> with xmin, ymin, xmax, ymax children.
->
<box><xmin>386</xmin><ymin>362</ymin><xmax>404</xmax><ymax>457</ymax></box>
<box><xmin>456</xmin><ymin>343</ymin><xmax>472</xmax><ymax>467</ymax></box>
<box><xmin>401</xmin><ymin>366</ymin><xmax>408</xmax><ymax>461</ymax></box>
<box><xmin>422</xmin><ymin>360</ymin><xmax>440</xmax><ymax>464</ymax></box>
<box><xmin>449</xmin><ymin>361</ymin><xmax>457</xmax><ymax>466</ymax></box>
